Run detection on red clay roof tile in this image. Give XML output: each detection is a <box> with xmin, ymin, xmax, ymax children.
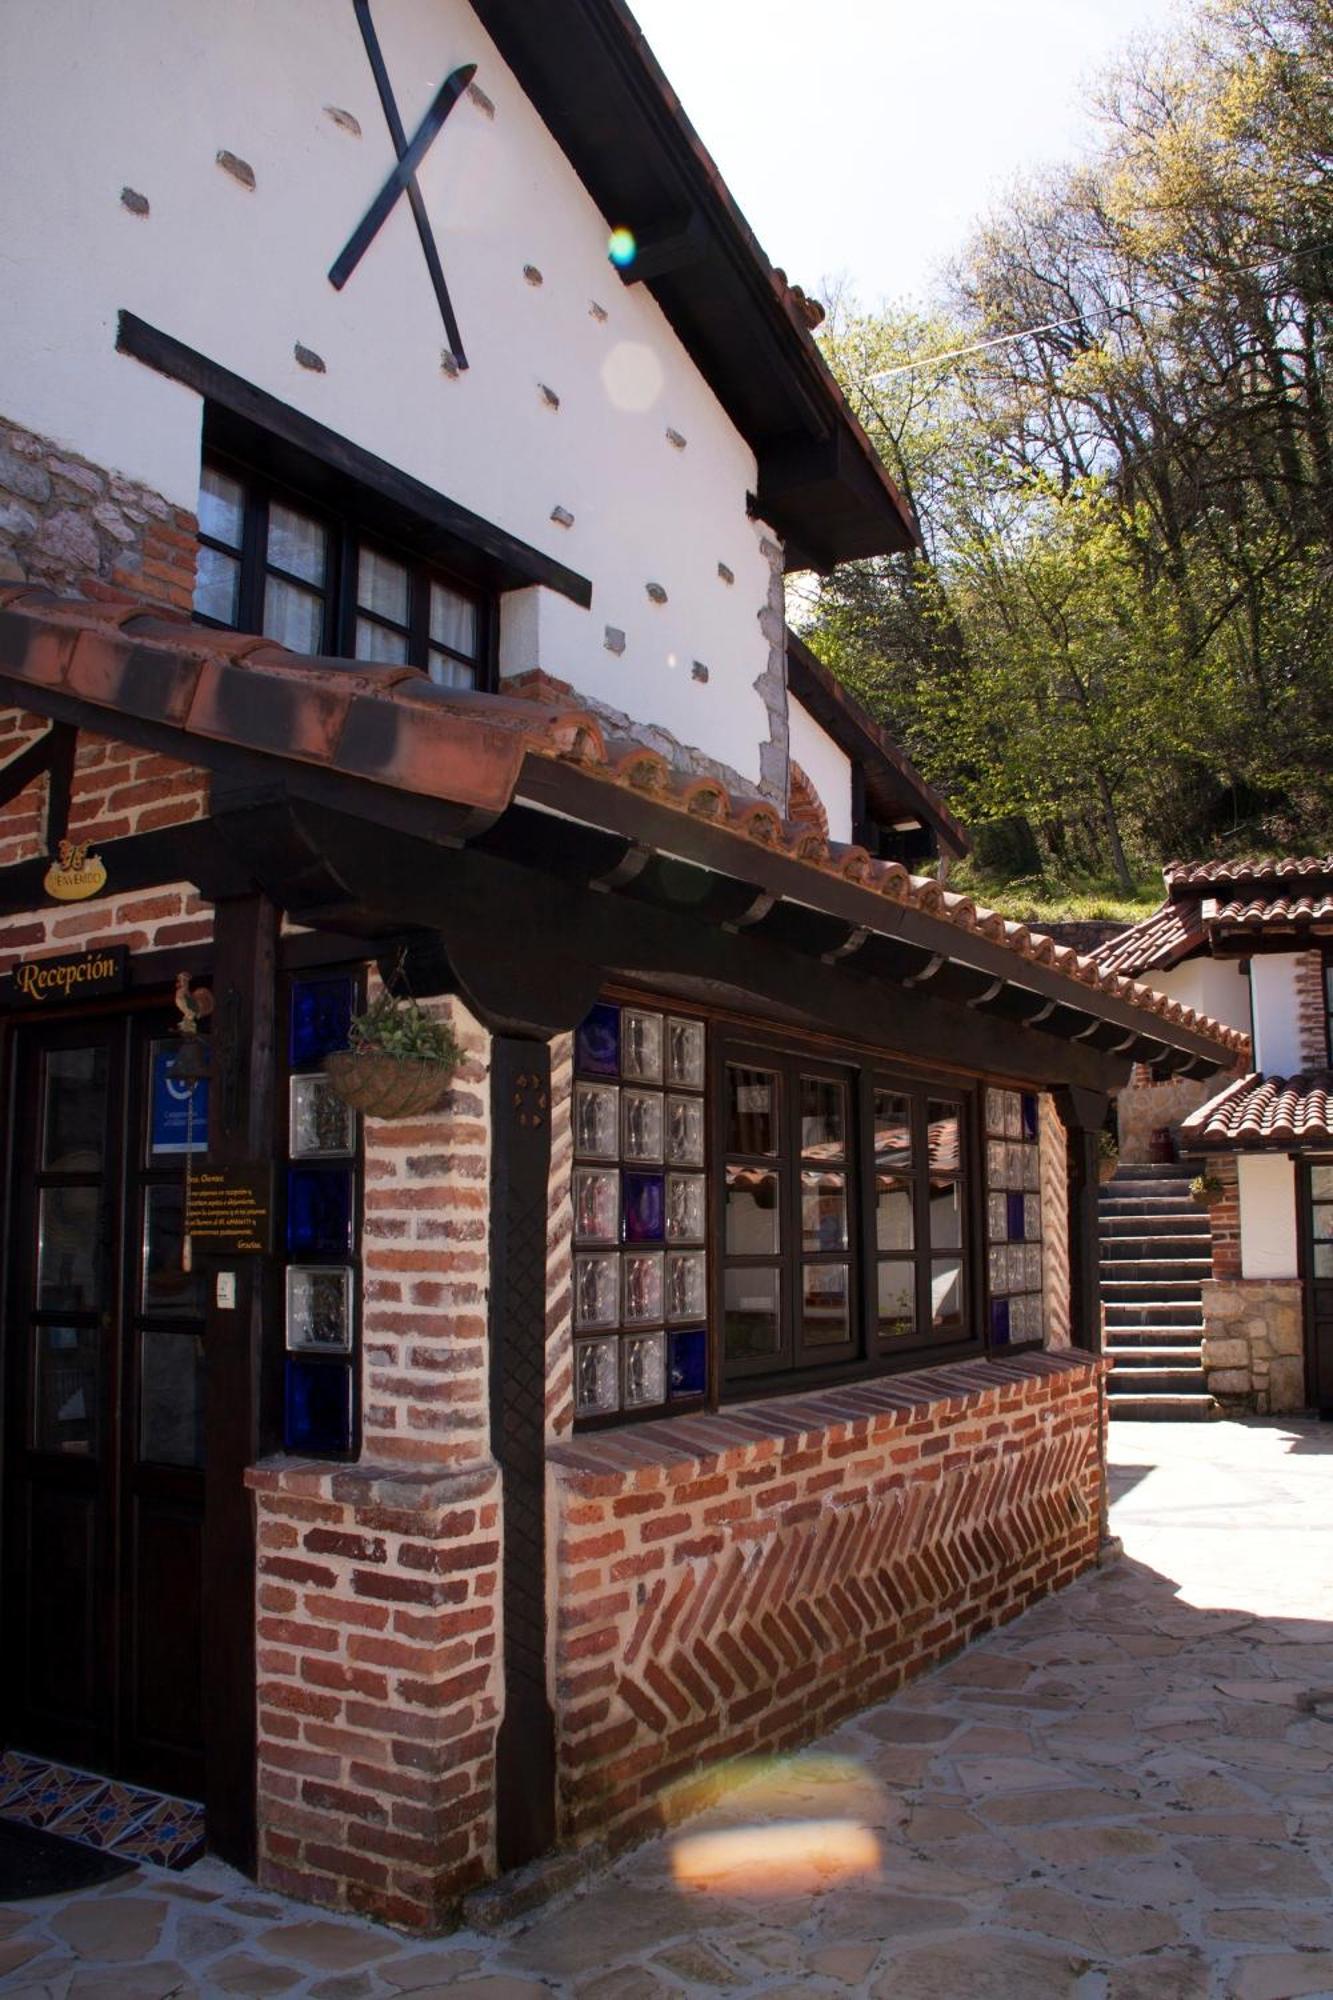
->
<box><xmin>1181</xmin><ymin>1072</ymin><xmax>1333</xmax><ymax>1148</ymax></box>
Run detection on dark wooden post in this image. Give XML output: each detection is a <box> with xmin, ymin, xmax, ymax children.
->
<box><xmin>488</xmin><ymin>1036</ymin><xmax>558</xmax><ymax>1870</ymax></box>
<box><xmin>202</xmin><ymin>892</ymin><xmax>279</xmax><ymax>1871</ymax></box>
<box><xmin>1056</xmin><ymin>1083</ymin><xmax>1111</xmax><ymax>1546</ymax></box>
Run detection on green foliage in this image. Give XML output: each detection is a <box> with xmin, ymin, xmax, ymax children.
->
<box><xmin>1190</xmin><ymin>1172</ymin><xmax>1226</xmax><ymax>1204</ymax></box>
<box><xmin>347</xmin><ymin>989</ymin><xmax>462</xmax><ymax>1068</ymax></box>
<box><xmin>947</xmin><ymin>861</ymin><xmax>1163</xmax><ymax>925</ymax></box>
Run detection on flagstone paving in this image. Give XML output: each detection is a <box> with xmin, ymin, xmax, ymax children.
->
<box><xmin>4</xmin><ymin>1417</ymin><xmax>1333</xmax><ymax>1999</ymax></box>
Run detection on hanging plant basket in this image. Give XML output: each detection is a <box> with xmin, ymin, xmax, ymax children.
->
<box><xmin>321</xmin><ymin>983</ymin><xmax>464</xmax><ymax>1121</ymax></box>
<box><xmin>322</xmin><ymin>1048</ymin><xmax>458</xmax><ymax>1120</ymax></box>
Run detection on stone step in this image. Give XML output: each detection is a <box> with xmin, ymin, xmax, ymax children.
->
<box><xmin>1099</xmin><ymin>1197</ymin><xmax>1205</xmax><ymax>1217</ymax></box>
<box><xmin>1108</xmin><ymin>1364</ymin><xmax>1208</xmax><ymax>1395</ymax></box>
<box><xmin>1106</xmin><ymin>1392</ymin><xmax>1220</xmax><ymax>1421</ymax></box>
<box><xmin>1102</xmin><ymin>1282</ymin><xmax>1208</xmax><ymax>1307</ymax></box>
<box><xmin>1100</xmin><ymin>1214</ymin><xmax>1211</xmax><ymax>1237</ymax></box>
<box><xmin>1106</xmin><ymin>1344</ymin><xmax>1204</xmax><ymax>1366</ymax></box>
<box><xmin>1104</xmin><ymin>1324</ymin><xmax>1206</xmax><ymax>1342</ymax></box>
<box><xmin>1105</xmin><ymin>1310</ymin><xmax>1204</xmax><ymax>1332</ymax></box>
<box><xmin>1099</xmin><ymin>1249</ymin><xmax>1213</xmax><ymax>1270</ymax></box>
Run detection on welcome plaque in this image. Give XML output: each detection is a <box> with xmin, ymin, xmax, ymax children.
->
<box><xmin>185</xmin><ymin>1164</ymin><xmax>273</xmax><ymax>1255</ymax></box>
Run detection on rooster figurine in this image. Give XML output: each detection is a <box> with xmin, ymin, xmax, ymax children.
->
<box><xmin>174</xmin><ymin>971</ymin><xmax>214</xmax><ymax>1036</ymax></box>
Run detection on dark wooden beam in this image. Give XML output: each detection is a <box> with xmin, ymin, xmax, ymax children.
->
<box><xmin>43</xmin><ymin>725</ymin><xmax>77</xmax><ymax>851</ymax></box>
<box><xmin>615</xmin><ymin>211</ymin><xmax>710</xmax><ymax>283</ymax></box>
<box><xmin>0</xmin><ymin>724</ymin><xmax>65</xmax><ymax>814</ymax></box>
<box><xmin>1055</xmin><ymin>1084</ymin><xmax>1109</xmax><ymax>1361</ymax></box>
<box><xmin>201</xmin><ymin>892</ymin><xmax>280</xmax><ymax>1873</ymax></box>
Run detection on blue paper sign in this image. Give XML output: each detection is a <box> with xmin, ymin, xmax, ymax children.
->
<box><xmin>150</xmin><ymin>1043</ymin><xmax>209</xmax><ymax>1156</ymax></box>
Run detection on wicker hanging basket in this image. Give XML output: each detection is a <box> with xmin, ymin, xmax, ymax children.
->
<box><xmin>322</xmin><ymin>1048</ymin><xmax>458</xmax><ymax>1120</ymax></box>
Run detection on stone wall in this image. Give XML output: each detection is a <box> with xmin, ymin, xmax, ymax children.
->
<box><xmin>1201</xmin><ymin>1278</ymin><xmax>1305</xmax><ymax>1413</ymax></box>
<box><xmin>1116</xmin><ymin>1067</ymin><xmax>1229</xmax><ymax>1165</ymax></box>
<box><xmin>548</xmin><ymin>1352</ymin><xmax>1103</xmax><ymax>1856</ymax></box>
<box><xmin>0</xmin><ymin>416</ymin><xmax>196</xmax><ymax>610</ymax></box>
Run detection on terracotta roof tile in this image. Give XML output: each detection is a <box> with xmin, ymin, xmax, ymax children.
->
<box><xmin>0</xmin><ymin>585</ymin><xmax>1250</xmax><ymax>1062</ymax></box>
<box><xmin>1210</xmin><ymin>890</ymin><xmax>1333</xmax><ymax>929</ymax></box>
<box><xmin>1181</xmin><ymin>1072</ymin><xmax>1333</xmax><ymax>1148</ymax></box>
<box><xmin>1092</xmin><ymin>900</ymin><xmax>1206</xmax><ymax>978</ymax></box>
<box><xmin>1166</xmin><ymin>854</ymin><xmax>1333</xmax><ymax>888</ymax></box>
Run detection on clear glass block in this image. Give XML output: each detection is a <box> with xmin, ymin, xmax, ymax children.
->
<box><xmin>268</xmin><ymin>501</ymin><xmax>328</xmax><ymax>584</ymax></box>
<box><xmin>988</xmin><ymin>1192</ymin><xmax>1008</xmax><ymax>1243</ymax></box>
<box><xmin>1024</xmin><ymin>1193</ymin><xmax>1042</xmax><ymax>1242</ymax></box>
<box><xmin>666</xmin><ymin>1173</ymin><xmax>706</xmax><ymax>1243</ymax></box>
<box><xmin>263</xmin><ymin>574</ymin><xmax>324</xmax><ymax>653</ymax></box>
<box><xmin>198</xmin><ymin>463</ymin><xmax>245</xmax><ymax>548</ymax></box>
<box><xmin>286</xmin><ymin>1266</ymin><xmax>353</xmax><ymax>1353</ymax></box>
<box><xmin>666</xmin><ymin>1017</ymin><xmax>705</xmax><ymax>1088</ymax></box>
<box><xmin>574</xmin><ymin>1253</ymin><xmax>619</xmax><ymax>1329</ymax></box>
<box><xmin>290</xmin><ymin>1073</ymin><xmax>356</xmax><ymax>1158</ymax></box>
<box><xmin>1003</xmin><ymin>1091</ymin><xmax>1022</xmax><ymax>1139</ymax></box>
<box><xmin>354</xmin><ymin>616</ymin><xmax>410</xmax><ymax>664</ymax></box>
<box><xmin>988</xmin><ymin>1243</ymin><xmax>1007</xmax><ymax>1294</ymax></box>
<box><xmin>985</xmin><ymin>1087</ymin><xmax>1006</xmax><ymax>1137</ymax></box>
<box><xmin>664</xmin><ymin>1093</ymin><xmax>704</xmax><ymax>1167</ymax></box>
<box><xmin>1024</xmin><ymin>1242</ymin><xmax>1043</xmax><ymax>1290</ymax></box>
<box><xmin>430</xmin><ymin>579</ymin><xmax>477</xmax><ymax>656</ymax></box>
<box><xmin>357</xmin><ymin>546</ymin><xmax>409</xmax><ymax>624</ymax></box>
<box><xmin>620</xmin><ymin>1010</ymin><xmax>663</xmax><ymax>1083</ymax></box>
<box><xmin>622</xmin><ymin>1250</ymin><xmax>664</xmax><ymax>1326</ymax></box>
<box><xmin>987</xmin><ymin>1140</ymin><xmax>1008</xmax><ymax>1187</ymax></box>
<box><xmin>193</xmin><ymin>542</ymin><xmax>240</xmax><ymax>625</ymax></box>
<box><xmin>622</xmin><ymin>1330</ymin><xmax>666</xmax><ymax>1410</ymax></box>
<box><xmin>622</xmin><ymin>1090</ymin><xmax>664</xmax><ymax>1163</ymax></box>
<box><xmin>1006</xmin><ymin>1243</ymin><xmax>1027</xmax><ymax>1291</ymax></box>
<box><xmin>573</xmin><ymin>1167</ymin><xmax>619</xmax><ymax>1245</ymax></box>
<box><xmin>666</xmin><ymin>1249</ymin><xmax>707</xmax><ymax>1323</ymax></box>
<box><xmin>574</xmin><ymin>1336</ymin><xmax>619</xmax><ymax>1418</ymax></box>
<box><xmin>1023</xmin><ymin>1144</ymin><xmax>1041</xmax><ymax>1190</ymax></box>
<box><xmin>1006</xmin><ymin>1142</ymin><xmax>1027</xmax><ymax>1189</ymax></box>
<box><xmin>574</xmin><ymin>1083</ymin><xmax>619</xmax><ymax>1160</ymax></box>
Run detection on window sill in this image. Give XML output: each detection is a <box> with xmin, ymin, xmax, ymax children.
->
<box><xmin>550</xmin><ymin>1348</ymin><xmax>1102</xmax><ymax>1481</ymax></box>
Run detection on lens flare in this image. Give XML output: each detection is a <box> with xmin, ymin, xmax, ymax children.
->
<box><xmin>608</xmin><ymin>227</ymin><xmax>637</xmax><ymax>268</ymax></box>
<box><xmin>601</xmin><ymin>341</ymin><xmax>665</xmax><ymax>413</ymax></box>
<box><xmin>672</xmin><ymin>1819</ymin><xmax>881</xmax><ymax>1897</ymax></box>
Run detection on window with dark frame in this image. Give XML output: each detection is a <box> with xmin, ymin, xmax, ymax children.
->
<box><xmin>194</xmin><ymin>457</ymin><xmax>489</xmax><ymax>690</ymax></box>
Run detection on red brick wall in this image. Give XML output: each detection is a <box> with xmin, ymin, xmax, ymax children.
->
<box><xmin>548</xmin><ymin>1351</ymin><xmax>1103</xmax><ymax>1856</ymax></box>
<box><xmin>1296</xmin><ymin>949</ymin><xmax>1328</xmax><ymax>1070</ymax></box>
<box><xmin>245</xmin><ymin>1457</ymin><xmax>502</xmax><ymax>1929</ymax></box>
<box><xmin>1210</xmin><ymin>1154</ymin><xmax>1241</xmax><ymax>1281</ymax></box>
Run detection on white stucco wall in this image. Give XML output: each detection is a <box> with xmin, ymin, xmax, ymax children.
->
<box><xmin>787</xmin><ymin>700</ymin><xmax>853</xmax><ymax>844</ymax></box>
<box><xmin>1239</xmin><ymin>1153</ymin><xmax>1299</xmax><ymax>1278</ymax></box>
<box><xmin>1250</xmin><ymin>957</ymin><xmax>1305</xmax><ymax>1075</ymax></box>
<box><xmin>1137</xmin><ymin>957</ymin><xmax>1252</xmax><ymax>1038</ymax></box>
<box><xmin>0</xmin><ymin>0</ymin><xmax>778</xmax><ymax>782</ymax></box>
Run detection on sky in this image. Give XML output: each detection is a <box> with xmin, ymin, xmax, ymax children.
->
<box><xmin>628</xmin><ymin>0</ymin><xmax>1186</xmax><ymax>309</ymax></box>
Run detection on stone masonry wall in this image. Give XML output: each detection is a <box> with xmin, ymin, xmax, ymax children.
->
<box><xmin>1201</xmin><ymin>1278</ymin><xmax>1305</xmax><ymax>1414</ymax></box>
<box><xmin>1117</xmin><ymin>1067</ymin><xmax>1229</xmax><ymax>1165</ymax></box>
<box><xmin>548</xmin><ymin>1352</ymin><xmax>1103</xmax><ymax>1857</ymax></box>
<box><xmin>0</xmin><ymin>417</ymin><xmax>197</xmax><ymax>610</ymax></box>
<box><xmin>250</xmin><ymin>994</ymin><xmax>504</xmax><ymax>1928</ymax></box>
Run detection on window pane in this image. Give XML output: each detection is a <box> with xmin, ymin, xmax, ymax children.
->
<box><xmin>142</xmin><ymin>1184</ymin><xmax>206</xmax><ymax>1316</ymax></box>
<box><xmin>932</xmin><ymin>1257</ymin><xmax>964</xmax><ymax>1333</ymax></box>
<box><xmin>877</xmin><ymin>1261</ymin><xmax>915</xmax><ymax>1341</ymax></box>
<box><xmin>42</xmin><ymin>1047</ymin><xmax>108</xmax><ymax>1172</ymax></box>
<box><xmin>33</xmin><ymin>1325</ymin><xmax>99</xmax><ymax>1454</ymax></box>
<box><xmin>874</xmin><ymin>1090</ymin><xmax>912</xmax><ymax>1168</ymax></box>
<box><xmin>193</xmin><ymin>543</ymin><xmax>240</xmax><ymax>626</ymax></box>
<box><xmin>928</xmin><ymin>1101</ymin><xmax>961</xmax><ymax>1174</ymax></box>
<box><xmin>37</xmin><ymin>1186</ymin><xmax>101</xmax><ymax>1312</ymax></box>
<box><xmin>1315</xmin><ymin>1244</ymin><xmax>1333</xmax><ymax>1279</ymax></box>
<box><xmin>140</xmin><ymin>1330</ymin><xmax>204</xmax><ymax>1468</ymax></box>
<box><xmin>801</xmin><ymin>1169</ymin><xmax>847</xmax><ymax>1252</ymax></box>
<box><xmin>198</xmin><ymin>464</ymin><xmax>245</xmax><ymax>549</ymax></box>
<box><xmin>724</xmin><ymin>1266</ymin><xmax>780</xmax><ymax>1359</ymax></box>
<box><xmin>929</xmin><ymin>1180</ymin><xmax>962</xmax><ymax>1250</ymax></box>
<box><xmin>801</xmin><ymin>1077</ymin><xmax>845</xmax><ymax>1158</ymax></box>
<box><xmin>267</xmin><ymin>502</ymin><xmax>327</xmax><ymax>584</ymax></box>
<box><xmin>1311</xmin><ymin>1166</ymin><xmax>1333</xmax><ymax>1202</ymax></box>
<box><xmin>726</xmin><ymin>1165</ymin><xmax>780</xmax><ymax>1254</ymax></box>
<box><xmin>429</xmin><ymin>651</ymin><xmax>477</xmax><ymax>690</ymax></box>
<box><xmin>802</xmin><ymin>1263</ymin><xmax>849</xmax><ymax>1346</ymax></box>
<box><xmin>357</xmin><ymin>546</ymin><xmax>409</xmax><ymax>624</ymax></box>
<box><xmin>1312</xmin><ymin>1201</ymin><xmax>1333</xmax><ymax>1242</ymax></box>
<box><xmin>430</xmin><ymin>579</ymin><xmax>478</xmax><ymax>656</ymax></box>
<box><xmin>264</xmin><ymin>575</ymin><xmax>324</xmax><ymax>653</ymax></box>
<box><xmin>355</xmin><ymin>616</ymin><xmax>410</xmax><ymax>664</ymax></box>
<box><xmin>876</xmin><ymin>1174</ymin><xmax>914</xmax><ymax>1251</ymax></box>
<box><xmin>727</xmin><ymin>1065</ymin><xmax>779</xmax><ymax>1156</ymax></box>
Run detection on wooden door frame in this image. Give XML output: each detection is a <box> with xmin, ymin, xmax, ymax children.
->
<box><xmin>1297</xmin><ymin>1153</ymin><xmax>1333</xmax><ymax>1416</ymax></box>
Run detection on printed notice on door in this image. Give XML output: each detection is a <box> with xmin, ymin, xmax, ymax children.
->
<box><xmin>185</xmin><ymin>1165</ymin><xmax>272</xmax><ymax>1254</ymax></box>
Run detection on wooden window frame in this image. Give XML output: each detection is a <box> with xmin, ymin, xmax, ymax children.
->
<box><xmin>195</xmin><ymin>451</ymin><xmax>495</xmax><ymax>689</ymax></box>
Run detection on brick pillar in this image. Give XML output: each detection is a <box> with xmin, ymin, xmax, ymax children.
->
<box><xmin>1210</xmin><ymin>1153</ymin><xmax>1242</xmax><ymax>1280</ymax></box>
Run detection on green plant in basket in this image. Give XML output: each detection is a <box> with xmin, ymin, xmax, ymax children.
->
<box><xmin>348</xmin><ymin>988</ymin><xmax>463</xmax><ymax>1066</ymax></box>
<box><xmin>1189</xmin><ymin>1171</ymin><xmax>1224</xmax><ymax>1206</ymax></box>
<box><xmin>323</xmin><ymin>987</ymin><xmax>463</xmax><ymax>1120</ymax></box>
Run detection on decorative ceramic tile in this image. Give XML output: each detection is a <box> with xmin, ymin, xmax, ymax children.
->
<box><xmin>0</xmin><ymin>1755</ymin><xmax>204</xmax><ymax>1870</ymax></box>
<box><xmin>107</xmin><ymin>1793</ymin><xmax>206</xmax><ymax>1869</ymax></box>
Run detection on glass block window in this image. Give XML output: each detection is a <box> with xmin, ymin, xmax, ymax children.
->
<box><xmin>572</xmin><ymin>1002</ymin><xmax>708</xmax><ymax>1423</ymax></box>
<box><xmin>985</xmin><ymin>1087</ymin><xmax>1042</xmax><ymax>1346</ymax></box>
<box><xmin>282</xmin><ymin>974</ymin><xmax>360</xmax><ymax>1454</ymax></box>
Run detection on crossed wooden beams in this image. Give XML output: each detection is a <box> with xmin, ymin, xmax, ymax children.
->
<box><xmin>0</xmin><ymin>722</ymin><xmax>77</xmax><ymax>852</ymax></box>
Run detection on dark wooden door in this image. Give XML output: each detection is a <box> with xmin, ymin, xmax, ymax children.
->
<box><xmin>3</xmin><ymin>1011</ymin><xmax>208</xmax><ymax>1798</ymax></box>
<box><xmin>1303</xmin><ymin>1162</ymin><xmax>1333</xmax><ymax>1417</ymax></box>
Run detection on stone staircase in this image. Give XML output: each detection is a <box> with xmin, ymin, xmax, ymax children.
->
<box><xmin>1100</xmin><ymin>1162</ymin><xmax>1219</xmax><ymax>1421</ymax></box>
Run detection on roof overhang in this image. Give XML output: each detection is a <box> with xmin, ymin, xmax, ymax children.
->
<box><xmin>467</xmin><ymin>0</ymin><xmax>917</xmax><ymax>571</ymax></box>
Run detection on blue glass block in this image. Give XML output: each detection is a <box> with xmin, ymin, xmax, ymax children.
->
<box><xmin>287</xmin><ymin>1167</ymin><xmax>354</xmax><ymax>1257</ymax></box>
<box><xmin>622</xmin><ymin>1170</ymin><xmax>665</xmax><ymax>1243</ymax></box>
<box><xmin>1006</xmin><ymin>1191</ymin><xmax>1026</xmax><ymax>1242</ymax></box>
<box><xmin>284</xmin><ymin>1357</ymin><xmax>353</xmax><ymax>1455</ymax></box>
<box><xmin>669</xmin><ymin>1327</ymin><xmax>707</xmax><ymax>1398</ymax></box>
<box><xmin>290</xmin><ymin>977</ymin><xmax>355</xmax><ymax>1065</ymax></box>
<box><xmin>1021</xmin><ymin>1092</ymin><xmax>1039</xmax><ymax>1141</ymax></box>
<box><xmin>576</xmin><ymin>1003</ymin><xmax>620</xmax><ymax>1078</ymax></box>
<box><xmin>989</xmin><ymin>1296</ymin><xmax>1011</xmax><ymax>1347</ymax></box>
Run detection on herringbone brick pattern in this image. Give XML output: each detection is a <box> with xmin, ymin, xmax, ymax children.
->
<box><xmin>550</xmin><ymin>1354</ymin><xmax>1102</xmax><ymax>1851</ymax></box>
<box><xmin>1039</xmin><ymin>1090</ymin><xmax>1071</xmax><ymax>1346</ymax></box>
